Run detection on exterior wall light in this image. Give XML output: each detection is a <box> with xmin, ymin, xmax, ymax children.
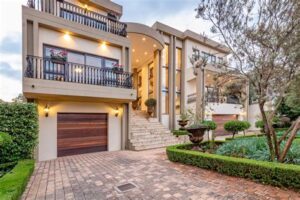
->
<box><xmin>84</xmin><ymin>4</ymin><xmax>88</xmax><ymax>13</ymax></box>
<box><xmin>44</xmin><ymin>104</ymin><xmax>50</xmax><ymax>117</ymax></box>
<box><xmin>101</xmin><ymin>41</ymin><xmax>107</xmax><ymax>50</ymax></box>
<box><xmin>115</xmin><ymin>107</ymin><xmax>119</xmax><ymax>117</ymax></box>
<box><xmin>64</xmin><ymin>32</ymin><xmax>71</xmax><ymax>41</ymax></box>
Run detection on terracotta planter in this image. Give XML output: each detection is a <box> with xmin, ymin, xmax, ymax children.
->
<box><xmin>178</xmin><ymin>120</ymin><xmax>189</xmax><ymax>130</ymax></box>
<box><xmin>186</xmin><ymin>125</ymin><xmax>208</xmax><ymax>144</ymax></box>
<box><xmin>147</xmin><ymin>107</ymin><xmax>154</xmax><ymax>117</ymax></box>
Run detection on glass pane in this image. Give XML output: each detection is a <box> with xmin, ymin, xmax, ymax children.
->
<box><xmin>44</xmin><ymin>46</ymin><xmax>64</xmax><ymax>58</ymax></box>
<box><xmin>175</xmin><ymin>93</ymin><xmax>181</xmax><ymax>115</ymax></box>
<box><xmin>162</xmin><ymin>44</ymin><xmax>169</xmax><ymax>66</ymax></box>
<box><xmin>176</xmin><ymin>48</ymin><xmax>182</xmax><ymax>69</ymax></box>
<box><xmin>162</xmin><ymin>91</ymin><xmax>169</xmax><ymax>114</ymax></box>
<box><xmin>162</xmin><ymin>67</ymin><xmax>169</xmax><ymax>90</ymax></box>
<box><xmin>68</xmin><ymin>52</ymin><xmax>84</xmax><ymax>64</ymax></box>
<box><xmin>105</xmin><ymin>59</ymin><xmax>118</xmax><ymax>68</ymax></box>
<box><xmin>86</xmin><ymin>55</ymin><xmax>102</xmax><ymax>68</ymax></box>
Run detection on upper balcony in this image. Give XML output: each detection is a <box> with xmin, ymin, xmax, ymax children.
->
<box><xmin>23</xmin><ymin>55</ymin><xmax>136</xmax><ymax>102</ymax></box>
<box><xmin>27</xmin><ymin>0</ymin><xmax>127</xmax><ymax>37</ymax></box>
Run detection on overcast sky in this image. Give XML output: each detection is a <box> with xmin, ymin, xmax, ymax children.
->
<box><xmin>0</xmin><ymin>0</ymin><xmax>213</xmax><ymax>102</ymax></box>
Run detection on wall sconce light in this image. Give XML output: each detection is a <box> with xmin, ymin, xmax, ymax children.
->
<box><xmin>64</xmin><ymin>32</ymin><xmax>71</xmax><ymax>41</ymax></box>
<box><xmin>115</xmin><ymin>107</ymin><xmax>119</xmax><ymax>117</ymax></box>
<box><xmin>44</xmin><ymin>104</ymin><xmax>50</xmax><ymax>117</ymax></box>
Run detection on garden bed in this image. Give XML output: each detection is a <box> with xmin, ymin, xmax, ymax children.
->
<box><xmin>167</xmin><ymin>140</ymin><xmax>300</xmax><ymax>190</ymax></box>
<box><xmin>0</xmin><ymin>160</ymin><xmax>34</xmax><ymax>200</ymax></box>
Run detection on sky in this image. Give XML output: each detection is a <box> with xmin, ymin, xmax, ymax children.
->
<box><xmin>0</xmin><ymin>0</ymin><xmax>213</xmax><ymax>102</ymax></box>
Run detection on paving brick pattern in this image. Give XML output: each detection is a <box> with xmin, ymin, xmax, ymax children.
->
<box><xmin>23</xmin><ymin>149</ymin><xmax>300</xmax><ymax>200</ymax></box>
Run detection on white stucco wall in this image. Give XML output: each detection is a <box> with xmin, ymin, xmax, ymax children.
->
<box><xmin>161</xmin><ymin>114</ymin><xmax>169</xmax><ymax>129</ymax></box>
<box><xmin>249</xmin><ymin>103</ymin><xmax>261</xmax><ymax>130</ymax></box>
<box><xmin>38</xmin><ymin>101</ymin><xmax>122</xmax><ymax>161</ymax></box>
<box><xmin>38</xmin><ymin>27</ymin><xmax>122</xmax><ymax>63</ymax></box>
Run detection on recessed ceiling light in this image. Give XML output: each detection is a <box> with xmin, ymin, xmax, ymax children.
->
<box><xmin>142</xmin><ymin>37</ymin><xmax>146</xmax><ymax>41</ymax></box>
<box><xmin>136</xmin><ymin>59</ymin><xmax>139</xmax><ymax>63</ymax></box>
<box><xmin>144</xmin><ymin>52</ymin><xmax>148</xmax><ymax>55</ymax></box>
<box><xmin>153</xmin><ymin>44</ymin><xmax>157</xmax><ymax>48</ymax></box>
<box><xmin>132</xmin><ymin>49</ymin><xmax>135</xmax><ymax>52</ymax></box>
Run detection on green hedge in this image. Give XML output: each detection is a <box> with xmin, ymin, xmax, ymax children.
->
<box><xmin>0</xmin><ymin>160</ymin><xmax>34</xmax><ymax>200</ymax></box>
<box><xmin>0</xmin><ymin>103</ymin><xmax>38</xmax><ymax>163</ymax></box>
<box><xmin>172</xmin><ymin>130</ymin><xmax>189</xmax><ymax>136</ymax></box>
<box><xmin>167</xmin><ymin>144</ymin><xmax>300</xmax><ymax>190</ymax></box>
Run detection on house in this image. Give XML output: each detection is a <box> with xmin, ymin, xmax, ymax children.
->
<box><xmin>22</xmin><ymin>0</ymin><xmax>249</xmax><ymax>161</ymax></box>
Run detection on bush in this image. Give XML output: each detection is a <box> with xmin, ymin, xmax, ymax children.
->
<box><xmin>0</xmin><ymin>160</ymin><xmax>34</xmax><ymax>200</ymax></box>
<box><xmin>216</xmin><ymin>137</ymin><xmax>300</xmax><ymax>165</ymax></box>
<box><xmin>224</xmin><ymin>120</ymin><xmax>246</xmax><ymax>138</ymax></box>
<box><xmin>0</xmin><ymin>132</ymin><xmax>13</xmax><ymax>164</ymax></box>
<box><xmin>145</xmin><ymin>98</ymin><xmax>157</xmax><ymax>107</ymax></box>
<box><xmin>202</xmin><ymin>120</ymin><xmax>217</xmax><ymax>130</ymax></box>
<box><xmin>255</xmin><ymin>120</ymin><xmax>264</xmax><ymax>129</ymax></box>
<box><xmin>0</xmin><ymin>103</ymin><xmax>38</xmax><ymax>163</ymax></box>
<box><xmin>242</xmin><ymin>121</ymin><xmax>251</xmax><ymax>130</ymax></box>
<box><xmin>167</xmin><ymin>144</ymin><xmax>300</xmax><ymax>190</ymax></box>
<box><xmin>172</xmin><ymin>130</ymin><xmax>189</xmax><ymax>137</ymax></box>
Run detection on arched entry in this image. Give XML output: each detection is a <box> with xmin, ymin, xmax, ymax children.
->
<box><xmin>126</xmin><ymin>23</ymin><xmax>164</xmax><ymax>112</ymax></box>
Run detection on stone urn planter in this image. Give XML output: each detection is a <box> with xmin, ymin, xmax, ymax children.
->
<box><xmin>186</xmin><ymin>125</ymin><xmax>208</xmax><ymax>144</ymax></box>
<box><xmin>177</xmin><ymin>120</ymin><xmax>189</xmax><ymax>130</ymax></box>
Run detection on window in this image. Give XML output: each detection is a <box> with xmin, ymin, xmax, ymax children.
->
<box><xmin>162</xmin><ymin>44</ymin><xmax>169</xmax><ymax>114</ymax></box>
<box><xmin>68</xmin><ymin>52</ymin><xmax>85</xmax><ymax>64</ymax></box>
<box><xmin>218</xmin><ymin>57</ymin><xmax>223</xmax><ymax>64</ymax></box>
<box><xmin>86</xmin><ymin>55</ymin><xmax>103</xmax><ymax>68</ymax></box>
<box><xmin>104</xmin><ymin>59</ymin><xmax>118</xmax><ymax>68</ymax></box>
<box><xmin>175</xmin><ymin>48</ymin><xmax>182</xmax><ymax>114</ymax></box>
<box><xmin>201</xmin><ymin>51</ymin><xmax>217</xmax><ymax>64</ymax></box>
<box><xmin>192</xmin><ymin>48</ymin><xmax>200</xmax><ymax>60</ymax></box>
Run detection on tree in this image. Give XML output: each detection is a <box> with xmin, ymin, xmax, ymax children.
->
<box><xmin>196</xmin><ymin>0</ymin><xmax>300</xmax><ymax>162</ymax></box>
<box><xmin>12</xmin><ymin>94</ymin><xmax>26</xmax><ymax>103</ymax></box>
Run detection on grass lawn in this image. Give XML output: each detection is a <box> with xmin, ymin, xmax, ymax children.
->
<box><xmin>0</xmin><ymin>160</ymin><xmax>34</xmax><ymax>200</ymax></box>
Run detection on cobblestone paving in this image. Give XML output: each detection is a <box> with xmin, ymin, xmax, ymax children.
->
<box><xmin>23</xmin><ymin>149</ymin><xmax>300</xmax><ymax>200</ymax></box>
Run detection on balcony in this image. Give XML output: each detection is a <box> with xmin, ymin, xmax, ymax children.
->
<box><xmin>24</xmin><ymin>56</ymin><xmax>136</xmax><ymax>102</ymax></box>
<box><xmin>25</xmin><ymin>55</ymin><xmax>133</xmax><ymax>88</ymax></box>
<box><xmin>27</xmin><ymin>0</ymin><xmax>127</xmax><ymax>37</ymax></box>
<box><xmin>187</xmin><ymin>92</ymin><xmax>240</xmax><ymax>105</ymax></box>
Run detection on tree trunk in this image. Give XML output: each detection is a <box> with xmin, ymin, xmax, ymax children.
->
<box><xmin>258</xmin><ymin>102</ymin><xmax>275</xmax><ymax>161</ymax></box>
<box><xmin>279</xmin><ymin>117</ymin><xmax>300</xmax><ymax>162</ymax></box>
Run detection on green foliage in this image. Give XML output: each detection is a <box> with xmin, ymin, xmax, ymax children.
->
<box><xmin>0</xmin><ymin>160</ymin><xmax>34</xmax><ymax>200</ymax></box>
<box><xmin>202</xmin><ymin>120</ymin><xmax>217</xmax><ymax>130</ymax></box>
<box><xmin>216</xmin><ymin>137</ymin><xmax>300</xmax><ymax>165</ymax></box>
<box><xmin>0</xmin><ymin>132</ymin><xmax>13</xmax><ymax>164</ymax></box>
<box><xmin>0</xmin><ymin>132</ymin><xmax>12</xmax><ymax>147</ymax></box>
<box><xmin>172</xmin><ymin>130</ymin><xmax>189</xmax><ymax>136</ymax></box>
<box><xmin>167</xmin><ymin>144</ymin><xmax>300</xmax><ymax>190</ymax></box>
<box><xmin>242</xmin><ymin>121</ymin><xmax>251</xmax><ymax>130</ymax></box>
<box><xmin>224</xmin><ymin>120</ymin><xmax>246</xmax><ymax>138</ymax></box>
<box><xmin>255</xmin><ymin>120</ymin><xmax>264</xmax><ymax>129</ymax></box>
<box><xmin>179</xmin><ymin>110</ymin><xmax>191</xmax><ymax>121</ymax></box>
<box><xmin>0</xmin><ymin>162</ymin><xmax>17</xmax><ymax>178</ymax></box>
<box><xmin>0</xmin><ymin>103</ymin><xmax>38</xmax><ymax>163</ymax></box>
<box><xmin>144</xmin><ymin>98</ymin><xmax>157</xmax><ymax>107</ymax></box>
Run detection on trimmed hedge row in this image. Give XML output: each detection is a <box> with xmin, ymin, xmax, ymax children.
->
<box><xmin>0</xmin><ymin>160</ymin><xmax>34</xmax><ymax>200</ymax></box>
<box><xmin>0</xmin><ymin>103</ymin><xmax>38</xmax><ymax>163</ymax></box>
<box><xmin>167</xmin><ymin>144</ymin><xmax>300</xmax><ymax>190</ymax></box>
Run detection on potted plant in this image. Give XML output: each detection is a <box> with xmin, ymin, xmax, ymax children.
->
<box><xmin>50</xmin><ymin>49</ymin><xmax>67</xmax><ymax>64</ymax></box>
<box><xmin>185</xmin><ymin>111</ymin><xmax>208</xmax><ymax>144</ymax></box>
<box><xmin>145</xmin><ymin>98</ymin><xmax>156</xmax><ymax>117</ymax></box>
<box><xmin>177</xmin><ymin>109</ymin><xmax>191</xmax><ymax>130</ymax></box>
<box><xmin>112</xmin><ymin>63</ymin><xmax>124</xmax><ymax>73</ymax></box>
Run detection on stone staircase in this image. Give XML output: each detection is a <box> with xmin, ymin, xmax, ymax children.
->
<box><xmin>128</xmin><ymin>110</ymin><xmax>188</xmax><ymax>150</ymax></box>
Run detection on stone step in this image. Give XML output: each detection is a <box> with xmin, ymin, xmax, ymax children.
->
<box><xmin>130</xmin><ymin>134</ymin><xmax>178</xmax><ymax>142</ymax></box>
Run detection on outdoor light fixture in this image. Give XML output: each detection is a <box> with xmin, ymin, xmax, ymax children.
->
<box><xmin>84</xmin><ymin>4</ymin><xmax>88</xmax><ymax>13</ymax></box>
<box><xmin>44</xmin><ymin>104</ymin><xmax>50</xmax><ymax>117</ymax></box>
<box><xmin>64</xmin><ymin>32</ymin><xmax>71</xmax><ymax>41</ymax></box>
<box><xmin>115</xmin><ymin>107</ymin><xmax>119</xmax><ymax>117</ymax></box>
<box><xmin>101</xmin><ymin>41</ymin><xmax>107</xmax><ymax>50</ymax></box>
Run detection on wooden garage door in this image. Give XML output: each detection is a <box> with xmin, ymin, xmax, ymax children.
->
<box><xmin>57</xmin><ymin>113</ymin><xmax>108</xmax><ymax>157</ymax></box>
<box><xmin>213</xmin><ymin>115</ymin><xmax>238</xmax><ymax>136</ymax></box>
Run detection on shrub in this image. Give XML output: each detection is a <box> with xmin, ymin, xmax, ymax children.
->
<box><xmin>224</xmin><ymin>120</ymin><xmax>246</xmax><ymax>138</ymax></box>
<box><xmin>0</xmin><ymin>160</ymin><xmax>34</xmax><ymax>200</ymax></box>
<box><xmin>202</xmin><ymin>120</ymin><xmax>217</xmax><ymax>131</ymax></box>
<box><xmin>216</xmin><ymin>137</ymin><xmax>300</xmax><ymax>165</ymax></box>
<box><xmin>255</xmin><ymin>120</ymin><xmax>264</xmax><ymax>130</ymax></box>
<box><xmin>242</xmin><ymin>121</ymin><xmax>251</xmax><ymax>130</ymax></box>
<box><xmin>144</xmin><ymin>98</ymin><xmax>157</xmax><ymax>107</ymax></box>
<box><xmin>172</xmin><ymin>130</ymin><xmax>189</xmax><ymax>137</ymax></box>
<box><xmin>167</xmin><ymin>144</ymin><xmax>300</xmax><ymax>190</ymax></box>
<box><xmin>0</xmin><ymin>103</ymin><xmax>38</xmax><ymax>163</ymax></box>
<box><xmin>0</xmin><ymin>132</ymin><xmax>13</xmax><ymax>164</ymax></box>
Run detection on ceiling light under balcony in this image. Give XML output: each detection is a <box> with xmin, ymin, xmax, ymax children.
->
<box><xmin>132</xmin><ymin>49</ymin><xmax>135</xmax><ymax>53</ymax></box>
<box><xmin>101</xmin><ymin>41</ymin><xmax>107</xmax><ymax>50</ymax></box>
<box><xmin>136</xmin><ymin>59</ymin><xmax>139</xmax><ymax>63</ymax></box>
<box><xmin>144</xmin><ymin>52</ymin><xmax>148</xmax><ymax>55</ymax></box>
<box><xmin>153</xmin><ymin>44</ymin><xmax>157</xmax><ymax>48</ymax></box>
<box><xmin>142</xmin><ymin>37</ymin><xmax>146</xmax><ymax>41</ymax></box>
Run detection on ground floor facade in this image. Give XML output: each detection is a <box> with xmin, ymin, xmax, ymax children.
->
<box><xmin>37</xmin><ymin>100</ymin><xmax>128</xmax><ymax>161</ymax></box>
<box><xmin>23</xmin><ymin>149</ymin><xmax>299</xmax><ymax>200</ymax></box>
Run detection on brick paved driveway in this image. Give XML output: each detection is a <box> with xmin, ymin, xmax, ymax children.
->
<box><xmin>23</xmin><ymin>149</ymin><xmax>300</xmax><ymax>200</ymax></box>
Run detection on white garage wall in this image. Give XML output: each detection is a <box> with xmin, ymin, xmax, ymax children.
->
<box><xmin>38</xmin><ymin>101</ymin><xmax>122</xmax><ymax>161</ymax></box>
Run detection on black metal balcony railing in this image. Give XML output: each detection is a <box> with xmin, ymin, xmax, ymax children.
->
<box><xmin>25</xmin><ymin>55</ymin><xmax>133</xmax><ymax>89</ymax></box>
<box><xmin>187</xmin><ymin>93</ymin><xmax>240</xmax><ymax>104</ymax></box>
<box><xmin>27</xmin><ymin>0</ymin><xmax>127</xmax><ymax>37</ymax></box>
